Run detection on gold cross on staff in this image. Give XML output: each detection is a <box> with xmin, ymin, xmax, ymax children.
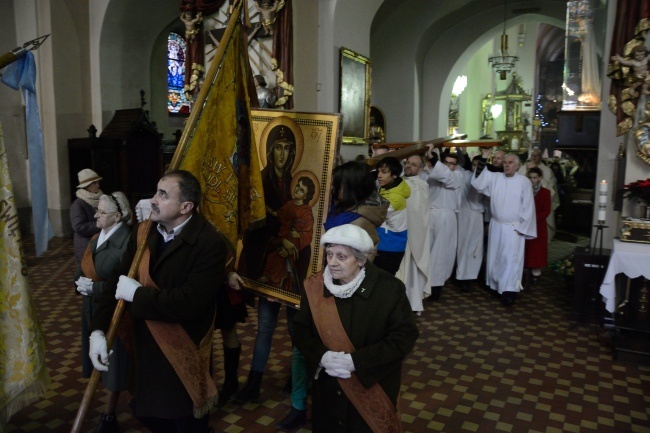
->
<box><xmin>365</xmin><ymin>135</ymin><xmax>504</xmax><ymax>167</ymax></box>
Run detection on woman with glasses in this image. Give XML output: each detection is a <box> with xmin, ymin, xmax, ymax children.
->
<box><xmin>75</xmin><ymin>191</ymin><xmax>132</xmax><ymax>433</ymax></box>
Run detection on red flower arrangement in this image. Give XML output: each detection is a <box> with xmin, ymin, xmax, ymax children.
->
<box><xmin>624</xmin><ymin>178</ymin><xmax>650</xmax><ymax>205</ymax></box>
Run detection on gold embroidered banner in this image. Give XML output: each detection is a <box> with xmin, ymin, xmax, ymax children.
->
<box><xmin>0</xmin><ymin>123</ymin><xmax>50</xmax><ymax>429</ymax></box>
<box><xmin>175</xmin><ymin>22</ymin><xmax>266</xmax><ymax>251</ymax></box>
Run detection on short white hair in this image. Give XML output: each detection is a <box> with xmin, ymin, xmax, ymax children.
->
<box><xmin>505</xmin><ymin>153</ymin><xmax>521</xmax><ymax>167</ymax></box>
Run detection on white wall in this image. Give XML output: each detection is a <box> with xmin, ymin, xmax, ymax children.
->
<box><xmin>591</xmin><ymin>0</ymin><xmax>632</xmax><ymax>248</ymax></box>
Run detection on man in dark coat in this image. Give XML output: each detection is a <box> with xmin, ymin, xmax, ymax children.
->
<box><xmin>90</xmin><ymin>170</ymin><xmax>226</xmax><ymax>433</ymax></box>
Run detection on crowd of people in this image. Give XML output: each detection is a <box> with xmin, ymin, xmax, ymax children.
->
<box><xmin>75</xmin><ymin>141</ymin><xmax>560</xmax><ymax>432</ymax></box>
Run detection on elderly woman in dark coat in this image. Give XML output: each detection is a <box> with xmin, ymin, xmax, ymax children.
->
<box><xmin>75</xmin><ymin>191</ymin><xmax>132</xmax><ymax>432</ymax></box>
<box><xmin>293</xmin><ymin>224</ymin><xmax>419</xmax><ymax>433</ymax></box>
<box><xmin>70</xmin><ymin>168</ymin><xmax>103</xmax><ymax>271</ymax></box>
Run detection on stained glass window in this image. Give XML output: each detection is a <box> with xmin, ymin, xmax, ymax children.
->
<box><xmin>167</xmin><ymin>32</ymin><xmax>191</xmax><ymax>115</ymax></box>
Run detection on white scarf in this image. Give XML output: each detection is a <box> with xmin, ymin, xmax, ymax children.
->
<box><xmin>323</xmin><ymin>266</ymin><xmax>366</xmax><ymax>298</ymax></box>
<box><xmin>76</xmin><ymin>188</ymin><xmax>103</xmax><ymax>209</ymax></box>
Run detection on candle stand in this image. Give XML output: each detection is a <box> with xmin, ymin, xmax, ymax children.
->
<box><xmin>569</xmin><ymin>224</ymin><xmax>608</xmax><ymax>329</ymax></box>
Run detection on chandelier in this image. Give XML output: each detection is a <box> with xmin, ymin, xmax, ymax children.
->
<box><xmin>488</xmin><ymin>0</ymin><xmax>518</xmax><ymax>80</ymax></box>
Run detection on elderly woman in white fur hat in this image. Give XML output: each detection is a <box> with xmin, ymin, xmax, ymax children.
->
<box><xmin>293</xmin><ymin>224</ymin><xmax>419</xmax><ymax>433</ymax></box>
<box><xmin>70</xmin><ymin>168</ymin><xmax>103</xmax><ymax>272</ymax></box>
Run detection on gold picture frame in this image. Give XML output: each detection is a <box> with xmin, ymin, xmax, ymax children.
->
<box><xmin>339</xmin><ymin>47</ymin><xmax>371</xmax><ymax>144</ymax></box>
<box><xmin>238</xmin><ymin>109</ymin><xmax>342</xmax><ymax>307</ymax></box>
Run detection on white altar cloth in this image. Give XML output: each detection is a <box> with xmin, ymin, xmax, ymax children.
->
<box><xmin>599</xmin><ymin>239</ymin><xmax>650</xmax><ymax>313</ymax></box>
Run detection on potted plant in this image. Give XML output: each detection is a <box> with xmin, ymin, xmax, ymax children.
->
<box><xmin>623</xmin><ymin>178</ymin><xmax>650</xmax><ymax>219</ymax></box>
<box><xmin>551</xmin><ymin>254</ymin><xmax>574</xmax><ymax>287</ymax></box>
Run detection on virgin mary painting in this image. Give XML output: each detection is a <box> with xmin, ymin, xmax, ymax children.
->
<box><xmin>239</xmin><ymin>117</ymin><xmax>312</xmax><ymax>294</ymax></box>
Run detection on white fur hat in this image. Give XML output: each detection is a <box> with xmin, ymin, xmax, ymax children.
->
<box><xmin>77</xmin><ymin>168</ymin><xmax>102</xmax><ymax>189</ymax></box>
<box><xmin>320</xmin><ymin>224</ymin><xmax>374</xmax><ymax>254</ymax></box>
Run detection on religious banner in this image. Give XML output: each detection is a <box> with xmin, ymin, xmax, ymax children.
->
<box><xmin>0</xmin><ymin>124</ymin><xmax>50</xmax><ymax>429</ymax></box>
<box><xmin>1</xmin><ymin>51</ymin><xmax>54</xmax><ymax>256</ymax></box>
<box><xmin>238</xmin><ymin>109</ymin><xmax>342</xmax><ymax>306</ymax></box>
<box><xmin>71</xmin><ymin>2</ymin><xmax>263</xmax><ymax>428</ymax></box>
<box><xmin>174</xmin><ymin>19</ymin><xmax>266</xmax><ymax>253</ymax></box>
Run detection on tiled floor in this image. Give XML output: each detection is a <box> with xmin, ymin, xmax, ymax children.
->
<box><xmin>4</xmin><ymin>234</ymin><xmax>650</xmax><ymax>433</ymax></box>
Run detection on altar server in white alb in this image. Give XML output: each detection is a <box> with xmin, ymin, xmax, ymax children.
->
<box><xmin>424</xmin><ymin>147</ymin><xmax>464</xmax><ymax>302</ymax></box>
<box><xmin>396</xmin><ymin>155</ymin><xmax>431</xmax><ymax>314</ymax></box>
<box><xmin>471</xmin><ymin>153</ymin><xmax>536</xmax><ymax>306</ymax></box>
<box><xmin>455</xmin><ymin>155</ymin><xmax>486</xmax><ymax>293</ymax></box>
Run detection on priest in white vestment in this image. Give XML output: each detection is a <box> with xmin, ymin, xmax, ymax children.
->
<box><xmin>396</xmin><ymin>155</ymin><xmax>431</xmax><ymax>313</ymax></box>
<box><xmin>455</xmin><ymin>156</ymin><xmax>485</xmax><ymax>292</ymax></box>
<box><xmin>471</xmin><ymin>154</ymin><xmax>536</xmax><ymax>306</ymax></box>
<box><xmin>424</xmin><ymin>151</ymin><xmax>464</xmax><ymax>301</ymax></box>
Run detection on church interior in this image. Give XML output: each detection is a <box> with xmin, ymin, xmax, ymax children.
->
<box><xmin>1</xmin><ymin>0</ymin><xmax>650</xmax><ymax>432</ymax></box>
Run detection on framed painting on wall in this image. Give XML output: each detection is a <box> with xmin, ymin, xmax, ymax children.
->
<box><xmin>339</xmin><ymin>47</ymin><xmax>371</xmax><ymax>144</ymax></box>
<box><xmin>238</xmin><ymin>109</ymin><xmax>342</xmax><ymax>307</ymax></box>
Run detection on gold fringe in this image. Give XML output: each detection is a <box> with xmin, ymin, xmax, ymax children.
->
<box><xmin>192</xmin><ymin>393</ymin><xmax>219</xmax><ymax>419</ymax></box>
<box><xmin>0</xmin><ymin>367</ymin><xmax>50</xmax><ymax>427</ymax></box>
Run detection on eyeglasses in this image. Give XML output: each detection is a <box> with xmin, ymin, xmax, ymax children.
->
<box><xmin>444</xmin><ymin>161</ymin><xmax>458</xmax><ymax>166</ymax></box>
<box><xmin>96</xmin><ymin>210</ymin><xmax>117</xmax><ymax>216</ymax></box>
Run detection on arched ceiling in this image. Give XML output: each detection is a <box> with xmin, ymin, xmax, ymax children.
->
<box><xmin>366</xmin><ymin>0</ymin><xmax>568</xmax><ymax>140</ymax></box>
<box><xmin>537</xmin><ymin>23</ymin><xmax>565</xmax><ymax>63</ymax></box>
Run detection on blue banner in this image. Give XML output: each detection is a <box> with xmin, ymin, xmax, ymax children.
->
<box><xmin>2</xmin><ymin>51</ymin><xmax>54</xmax><ymax>256</ymax></box>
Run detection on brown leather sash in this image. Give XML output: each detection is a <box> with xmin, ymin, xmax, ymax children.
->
<box><xmin>137</xmin><ymin>224</ymin><xmax>218</xmax><ymax>418</ymax></box>
<box><xmin>80</xmin><ymin>234</ymin><xmax>101</xmax><ymax>282</ymax></box>
<box><xmin>304</xmin><ymin>272</ymin><xmax>403</xmax><ymax>433</ymax></box>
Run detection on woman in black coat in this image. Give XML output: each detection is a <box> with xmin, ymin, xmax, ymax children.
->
<box><xmin>75</xmin><ymin>191</ymin><xmax>132</xmax><ymax>432</ymax></box>
<box><xmin>293</xmin><ymin>224</ymin><xmax>419</xmax><ymax>433</ymax></box>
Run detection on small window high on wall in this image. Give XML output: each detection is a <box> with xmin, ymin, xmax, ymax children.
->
<box><xmin>167</xmin><ymin>32</ymin><xmax>191</xmax><ymax>115</ymax></box>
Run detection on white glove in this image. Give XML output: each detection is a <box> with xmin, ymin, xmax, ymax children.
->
<box><xmin>324</xmin><ymin>367</ymin><xmax>352</xmax><ymax>379</ymax></box>
<box><xmin>116</xmin><ymin>275</ymin><xmax>141</xmax><ymax>302</ymax></box>
<box><xmin>75</xmin><ymin>276</ymin><xmax>93</xmax><ymax>296</ymax></box>
<box><xmin>320</xmin><ymin>350</ymin><xmax>343</xmax><ymax>368</ymax></box>
<box><xmin>331</xmin><ymin>353</ymin><xmax>355</xmax><ymax>373</ymax></box>
<box><xmin>320</xmin><ymin>351</ymin><xmax>353</xmax><ymax>379</ymax></box>
<box><xmin>89</xmin><ymin>330</ymin><xmax>112</xmax><ymax>371</ymax></box>
<box><xmin>324</xmin><ymin>352</ymin><xmax>356</xmax><ymax>373</ymax></box>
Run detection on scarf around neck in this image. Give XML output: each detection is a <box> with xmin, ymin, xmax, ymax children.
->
<box><xmin>323</xmin><ymin>265</ymin><xmax>366</xmax><ymax>298</ymax></box>
<box><xmin>76</xmin><ymin>188</ymin><xmax>103</xmax><ymax>209</ymax></box>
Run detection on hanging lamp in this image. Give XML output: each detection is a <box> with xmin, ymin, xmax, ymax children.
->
<box><xmin>488</xmin><ymin>0</ymin><xmax>519</xmax><ymax>80</ymax></box>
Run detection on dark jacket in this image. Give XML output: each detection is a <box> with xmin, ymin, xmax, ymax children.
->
<box><xmin>70</xmin><ymin>198</ymin><xmax>100</xmax><ymax>269</ymax></box>
<box><xmin>92</xmin><ymin>213</ymin><xmax>226</xmax><ymax>419</ymax></box>
<box><xmin>293</xmin><ymin>263</ymin><xmax>419</xmax><ymax>433</ymax></box>
<box><xmin>79</xmin><ymin>223</ymin><xmax>131</xmax><ymax>380</ymax></box>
